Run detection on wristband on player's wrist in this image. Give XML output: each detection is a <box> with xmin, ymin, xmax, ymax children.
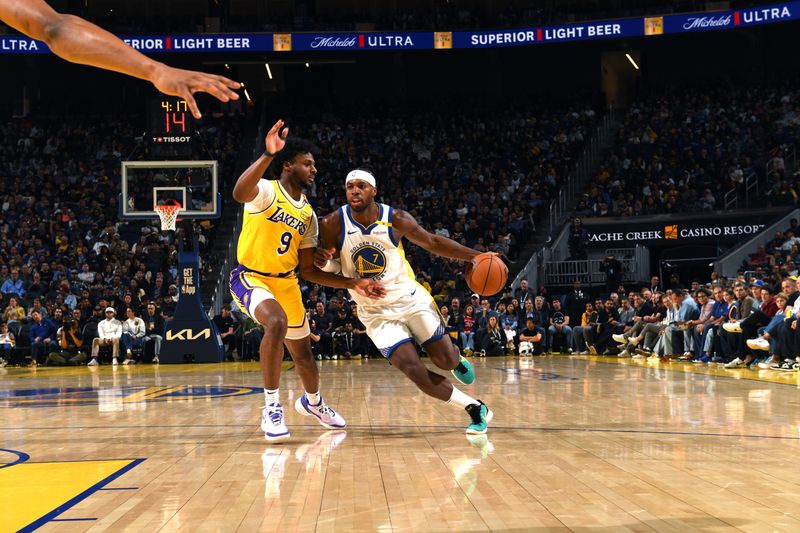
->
<box><xmin>265</xmin><ymin>149</ymin><xmax>280</xmax><ymax>158</ymax></box>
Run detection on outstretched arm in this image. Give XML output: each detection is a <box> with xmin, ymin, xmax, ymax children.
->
<box><xmin>0</xmin><ymin>0</ymin><xmax>240</xmax><ymax>118</ymax></box>
<box><xmin>232</xmin><ymin>120</ymin><xmax>287</xmax><ymax>203</ymax></box>
<box><xmin>392</xmin><ymin>209</ymin><xmax>478</xmax><ymax>262</ymax></box>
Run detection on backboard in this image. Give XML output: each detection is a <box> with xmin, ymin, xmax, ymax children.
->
<box><xmin>119</xmin><ymin>160</ymin><xmax>221</xmax><ymax>220</ymax></box>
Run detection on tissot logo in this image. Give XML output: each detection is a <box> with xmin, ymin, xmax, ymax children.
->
<box><xmin>166</xmin><ymin>328</ymin><xmax>211</xmax><ymax>341</ymax></box>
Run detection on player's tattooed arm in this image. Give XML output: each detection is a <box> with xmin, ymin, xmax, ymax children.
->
<box><xmin>392</xmin><ymin>209</ymin><xmax>480</xmax><ymax>263</ymax></box>
<box><xmin>232</xmin><ymin>120</ymin><xmax>287</xmax><ymax>203</ymax></box>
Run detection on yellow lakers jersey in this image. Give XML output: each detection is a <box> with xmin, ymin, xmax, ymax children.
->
<box><xmin>237</xmin><ymin>179</ymin><xmax>318</xmax><ymax>274</ymax></box>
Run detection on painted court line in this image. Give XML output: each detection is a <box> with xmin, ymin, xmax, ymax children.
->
<box><xmin>17</xmin><ymin>458</ymin><xmax>145</xmax><ymax>533</ymax></box>
<box><xmin>2</xmin><ymin>424</ymin><xmax>799</xmax><ymax>441</ymax></box>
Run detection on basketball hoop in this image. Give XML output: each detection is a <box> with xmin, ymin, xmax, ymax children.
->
<box><xmin>154</xmin><ymin>202</ymin><xmax>182</xmax><ymax>231</ymax></box>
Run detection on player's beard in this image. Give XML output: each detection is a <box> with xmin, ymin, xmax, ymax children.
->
<box><xmin>349</xmin><ymin>198</ymin><xmax>372</xmax><ymax>213</ymax></box>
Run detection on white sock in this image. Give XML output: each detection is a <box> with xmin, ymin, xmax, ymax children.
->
<box><xmin>447</xmin><ymin>386</ymin><xmax>478</xmax><ymax>409</ymax></box>
<box><xmin>264</xmin><ymin>388</ymin><xmax>280</xmax><ymax>405</ymax></box>
<box><xmin>305</xmin><ymin>390</ymin><xmax>321</xmax><ymax>405</ymax></box>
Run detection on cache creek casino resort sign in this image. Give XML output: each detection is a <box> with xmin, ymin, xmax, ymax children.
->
<box><xmin>0</xmin><ymin>1</ymin><xmax>798</xmax><ymax>54</ymax></box>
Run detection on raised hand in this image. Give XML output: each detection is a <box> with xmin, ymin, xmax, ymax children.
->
<box><xmin>150</xmin><ymin>64</ymin><xmax>241</xmax><ymax>119</ymax></box>
<box><xmin>265</xmin><ymin>119</ymin><xmax>289</xmax><ymax>156</ymax></box>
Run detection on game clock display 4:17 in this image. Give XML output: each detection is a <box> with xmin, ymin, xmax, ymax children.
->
<box><xmin>149</xmin><ymin>97</ymin><xmax>194</xmax><ymax>157</ymax></box>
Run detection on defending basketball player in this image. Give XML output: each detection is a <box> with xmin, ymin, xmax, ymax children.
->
<box><xmin>314</xmin><ymin>169</ymin><xmax>493</xmax><ymax>435</ymax></box>
<box><xmin>231</xmin><ymin>121</ymin><xmax>385</xmax><ymax>442</ymax></box>
<box><xmin>0</xmin><ymin>0</ymin><xmax>240</xmax><ymax>118</ymax></box>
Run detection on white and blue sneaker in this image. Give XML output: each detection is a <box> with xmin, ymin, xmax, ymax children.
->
<box><xmin>261</xmin><ymin>402</ymin><xmax>290</xmax><ymax>442</ymax></box>
<box><xmin>295</xmin><ymin>395</ymin><xmax>346</xmax><ymax>429</ymax></box>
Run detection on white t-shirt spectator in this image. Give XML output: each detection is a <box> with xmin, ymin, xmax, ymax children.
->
<box><xmin>123</xmin><ymin>317</ymin><xmax>146</xmax><ymax>338</ymax></box>
<box><xmin>98</xmin><ymin>318</ymin><xmax>123</xmax><ymax>340</ymax></box>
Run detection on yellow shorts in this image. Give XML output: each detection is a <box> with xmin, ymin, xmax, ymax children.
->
<box><xmin>229</xmin><ymin>265</ymin><xmax>309</xmax><ymax>340</ymax></box>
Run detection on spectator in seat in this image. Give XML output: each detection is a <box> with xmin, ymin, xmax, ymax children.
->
<box><xmin>88</xmin><ymin>307</ymin><xmax>122</xmax><ymax>366</ymax></box>
<box><xmin>519</xmin><ymin>318</ymin><xmax>544</xmax><ymax>356</ymax></box>
<box><xmin>629</xmin><ymin>293</ymin><xmax>669</xmax><ymax>358</ymax></box>
<box><xmin>617</xmin><ymin>298</ymin><xmax>634</xmax><ymax>332</ymax></box>
<box><xmin>143</xmin><ymin>303</ymin><xmax>164</xmax><ymax>364</ymax></box>
<box><xmin>475</xmin><ymin>298</ymin><xmax>498</xmax><ymax>349</ymax></box>
<box><xmin>500</xmin><ymin>303</ymin><xmax>518</xmax><ymax>332</ymax></box>
<box><xmin>746</xmin><ymin>292</ymin><xmax>789</xmax><ymax>369</ymax></box>
<box><xmin>573</xmin><ymin>302</ymin><xmax>595</xmax><ymax>354</ymax></box>
<box><xmin>479</xmin><ymin>315</ymin><xmax>507</xmax><ymax>357</ymax></box>
<box><xmin>726</xmin><ymin>284</ymin><xmax>779</xmax><ymax>368</ymax></box>
<box><xmin>160</xmin><ymin>293</ymin><xmax>176</xmax><ymax>319</ymax></box>
<box><xmin>547</xmin><ymin>299</ymin><xmax>572</xmax><ymax>353</ymax></box>
<box><xmin>720</xmin><ymin>283</ymin><xmax>755</xmax><ymax>366</ymax></box>
<box><xmin>531</xmin><ymin>296</ymin><xmax>549</xmax><ymax>344</ymax></box>
<box><xmin>27</xmin><ymin>298</ymin><xmax>48</xmax><ymax>321</ymax></box>
<box><xmin>212</xmin><ymin>304</ymin><xmax>237</xmax><ymax>361</ymax></box>
<box><xmin>459</xmin><ymin>304</ymin><xmax>477</xmax><ymax>356</ymax></box>
<box><xmin>334</xmin><ymin>322</ymin><xmax>363</xmax><ymax>360</ymax></box>
<box><xmin>52</xmin><ymin>313</ymin><xmax>86</xmax><ymax>365</ymax></box>
<box><xmin>310</xmin><ymin>301</ymin><xmax>333</xmax><ymax>357</ymax></box>
<box><xmin>593</xmin><ymin>299</ymin><xmax>621</xmax><ymax>354</ymax></box>
<box><xmin>439</xmin><ymin>305</ymin><xmax>460</xmax><ymax>347</ymax></box>
<box><xmin>514</xmin><ymin>278</ymin><xmax>535</xmax><ymax>308</ymax></box>
<box><xmin>121</xmin><ymin>307</ymin><xmax>146</xmax><ymax>365</ymax></box>
<box><xmin>238</xmin><ymin>315</ymin><xmax>262</xmax><ymax>361</ymax></box>
<box><xmin>309</xmin><ymin>319</ymin><xmax>325</xmax><ymax>361</ymax></box>
<box><xmin>503</xmin><ymin>321</ymin><xmax>518</xmax><ymax>354</ymax></box>
<box><xmin>1</xmin><ymin>269</ymin><xmax>25</xmax><ymax>299</ymax></box>
<box><xmin>29</xmin><ymin>309</ymin><xmax>57</xmax><ymax>366</ymax></box>
<box><xmin>663</xmin><ymin>287</ymin><xmax>698</xmax><ymax>358</ymax></box>
<box><xmin>686</xmin><ymin>288</ymin><xmax>718</xmax><ymax>362</ymax></box>
<box><xmin>3</xmin><ymin>297</ymin><xmax>26</xmax><ymax>327</ymax></box>
<box><xmin>565</xmin><ymin>279</ymin><xmax>587</xmax><ymax>326</ymax></box>
<box><xmin>0</xmin><ymin>323</ymin><xmax>15</xmax><ymax>367</ymax></box>
<box><xmin>331</xmin><ymin>307</ymin><xmax>353</xmax><ymax>359</ymax></box>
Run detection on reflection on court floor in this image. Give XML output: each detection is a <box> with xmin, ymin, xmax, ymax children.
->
<box><xmin>1</xmin><ymin>356</ymin><xmax>799</xmax><ymax>531</ymax></box>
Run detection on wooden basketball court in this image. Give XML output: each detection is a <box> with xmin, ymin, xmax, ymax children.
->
<box><xmin>2</xmin><ymin>355</ymin><xmax>800</xmax><ymax>532</ymax></box>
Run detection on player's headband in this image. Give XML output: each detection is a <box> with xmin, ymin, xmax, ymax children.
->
<box><xmin>345</xmin><ymin>169</ymin><xmax>376</xmax><ymax>188</ymax></box>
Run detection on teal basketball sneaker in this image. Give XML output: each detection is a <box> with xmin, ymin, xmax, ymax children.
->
<box><xmin>465</xmin><ymin>400</ymin><xmax>493</xmax><ymax>435</ymax></box>
<box><xmin>451</xmin><ymin>355</ymin><xmax>475</xmax><ymax>385</ymax></box>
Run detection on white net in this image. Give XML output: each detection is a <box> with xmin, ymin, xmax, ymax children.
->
<box><xmin>155</xmin><ymin>204</ymin><xmax>182</xmax><ymax>231</ymax></box>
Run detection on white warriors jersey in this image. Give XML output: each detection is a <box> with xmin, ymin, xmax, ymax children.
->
<box><xmin>338</xmin><ymin>203</ymin><xmax>418</xmax><ymax>307</ymax></box>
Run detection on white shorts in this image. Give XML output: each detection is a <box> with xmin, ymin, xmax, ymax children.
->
<box><xmin>357</xmin><ymin>290</ymin><xmax>446</xmax><ymax>359</ymax></box>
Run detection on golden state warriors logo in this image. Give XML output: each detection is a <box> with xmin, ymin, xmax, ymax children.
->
<box><xmin>352</xmin><ymin>244</ymin><xmax>386</xmax><ymax>279</ymax></box>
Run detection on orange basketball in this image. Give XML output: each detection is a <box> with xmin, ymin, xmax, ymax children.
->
<box><xmin>467</xmin><ymin>253</ymin><xmax>508</xmax><ymax>296</ymax></box>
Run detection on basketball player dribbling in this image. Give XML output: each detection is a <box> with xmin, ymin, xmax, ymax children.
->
<box><xmin>314</xmin><ymin>169</ymin><xmax>493</xmax><ymax>434</ymax></box>
<box><xmin>1</xmin><ymin>0</ymin><xmax>241</xmax><ymax>118</ymax></box>
<box><xmin>231</xmin><ymin>122</ymin><xmax>385</xmax><ymax>441</ymax></box>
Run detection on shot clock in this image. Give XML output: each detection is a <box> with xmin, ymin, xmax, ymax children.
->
<box><xmin>149</xmin><ymin>96</ymin><xmax>195</xmax><ymax>158</ymax></box>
